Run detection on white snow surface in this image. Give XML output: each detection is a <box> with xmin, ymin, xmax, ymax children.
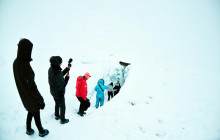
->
<box><xmin>0</xmin><ymin>0</ymin><xmax>220</xmax><ymax>140</ymax></box>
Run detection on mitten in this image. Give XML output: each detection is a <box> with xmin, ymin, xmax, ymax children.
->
<box><xmin>64</xmin><ymin>75</ymin><xmax>69</xmax><ymax>82</ymax></box>
<box><xmin>39</xmin><ymin>100</ymin><xmax>45</xmax><ymax>110</ymax></box>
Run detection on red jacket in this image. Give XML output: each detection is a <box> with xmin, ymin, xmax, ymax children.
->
<box><xmin>76</xmin><ymin>76</ymin><xmax>87</xmax><ymax>100</ymax></box>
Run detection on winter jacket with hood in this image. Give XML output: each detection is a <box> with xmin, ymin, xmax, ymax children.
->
<box><xmin>95</xmin><ymin>79</ymin><xmax>108</xmax><ymax>108</ymax></box>
<box><xmin>75</xmin><ymin>76</ymin><xmax>88</xmax><ymax>101</ymax></box>
<box><xmin>13</xmin><ymin>39</ymin><xmax>44</xmax><ymax>112</ymax></box>
<box><xmin>94</xmin><ymin>79</ymin><xmax>108</xmax><ymax>95</ymax></box>
<box><xmin>48</xmin><ymin>56</ymin><xmax>69</xmax><ymax>99</ymax></box>
<box><xmin>107</xmin><ymin>84</ymin><xmax>114</xmax><ymax>93</ymax></box>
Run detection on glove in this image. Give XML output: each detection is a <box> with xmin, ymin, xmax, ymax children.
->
<box><xmin>68</xmin><ymin>64</ymin><xmax>71</xmax><ymax>67</ymax></box>
<box><xmin>64</xmin><ymin>75</ymin><xmax>69</xmax><ymax>82</ymax></box>
<box><xmin>39</xmin><ymin>100</ymin><xmax>45</xmax><ymax>110</ymax></box>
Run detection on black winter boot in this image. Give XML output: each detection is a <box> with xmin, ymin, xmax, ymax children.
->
<box><xmin>60</xmin><ymin>119</ymin><xmax>69</xmax><ymax>124</ymax></box>
<box><xmin>39</xmin><ymin>129</ymin><xmax>49</xmax><ymax>137</ymax></box>
<box><xmin>77</xmin><ymin>111</ymin><xmax>84</xmax><ymax>117</ymax></box>
<box><xmin>26</xmin><ymin>129</ymin><xmax>34</xmax><ymax>135</ymax></box>
<box><xmin>55</xmin><ymin>116</ymin><xmax>60</xmax><ymax>120</ymax></box>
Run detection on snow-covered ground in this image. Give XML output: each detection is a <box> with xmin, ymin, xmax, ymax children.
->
<box><xmin>0</xmin><ymin>0</ymin><xmax>220</xmax><ymax>140</ymax></box>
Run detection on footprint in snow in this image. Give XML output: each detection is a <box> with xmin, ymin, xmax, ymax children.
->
<box><xmin>72</xmin><ymin>109</ymin><xmax>78</xmax><ymax>113</ymax></box>
<box><xmin>81</xmin><ymin>61</ymin><xmax>95</xmax><ymax>64</ymax></box>
<box><xmin>155</xmin><ymin>131</ymin><xmax>166</xmax><ymax>137</ymax></box>
<box><xmin>129</xmin><ymin>101</ymin><xmax>136</xmax><ymax>106</ymax></box>
<box><xmin>139</xmin><ymin>127</ymin><xmax>146</xmax><ymax>133</ymax></box>
<box><xmin>146</xmin><ymin>96</ymin><xmax>153</xmax><ymax>104</ymax></box>
<box><xmin>158</xmin><ymin>119</ymin><xmax>163</xmax><ymax>124</ymax></box>
<box><xmin>163</xmin><ymin>82</ymin><xmax>168</xmax><ymax>86</ymax></box>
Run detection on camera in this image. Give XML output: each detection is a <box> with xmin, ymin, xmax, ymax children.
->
<box><xmin>68</xmin><ymin>58</ymin><xmax>73</xmax><ymax>65</ymax></box>
<box><xmin>67</xmin><ymin>58</ymin><xmax>73</xmax><ymax>75</ymax></box>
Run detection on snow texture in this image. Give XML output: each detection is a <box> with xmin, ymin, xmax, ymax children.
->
<box><xmin>0</xmin><ymin>0</ymin><xmax>220</xmax><ymax>140</ymax></box>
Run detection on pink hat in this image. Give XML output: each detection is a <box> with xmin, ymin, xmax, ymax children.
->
<box><xmin>84</xmin><ymin>72</ymin><xmax>91</xmax><ymax>79</ymax></box>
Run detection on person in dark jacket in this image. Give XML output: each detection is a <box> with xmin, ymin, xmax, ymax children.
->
<box><xmin>107</xmin><ymin>82</ymin><xmax>114</xmax><ymax>101</ymax></box>
<box><xmin>13</xmin><ymin>38</ymin><xmax>49</xmax><ymax>137</ymax></box>
<box><xmin>48</xmin><ymin>56</ymin><xmax>71</xmax><ymax>124</ymax></box>
<box><xmin>113</xmin><ymin>80</ymin><xmax>121</xmax><ymax>96</ymax></box>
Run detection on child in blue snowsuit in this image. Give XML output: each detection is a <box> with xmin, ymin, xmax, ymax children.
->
<box><xmin>95</xmin><ymin>79</ymin><xmax>108</xmax><ymax>108</ymax></box>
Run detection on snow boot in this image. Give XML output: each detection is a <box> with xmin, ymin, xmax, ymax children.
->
<box><xmin>55</xmin><ymin>116</ymin><xmax>60</xmax><ymax>120</ymax></box>
<box><xmin>26</xmin><ymin>129</ymin><xmax>34</xmax><ymax>135</ymax></box>
<box><xmin>60</xmin><ymin>119</ymin><xmax>69</xmax><ymax>124</ymax></box>
<box><xmin>77</xmin><ymin>111</ymin><xmax>84</xmax><ymax>117</ymax></box>
<box><xmin>39</xmin><ymin>129</ymin><xmax>49</xmax><ymax>137</ymax></box>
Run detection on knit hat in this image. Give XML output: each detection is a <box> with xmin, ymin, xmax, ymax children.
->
<box><xmin>84</xmin><ymin>72</ymin><xmax>91</xmax><ymax>79</ymax></box>
<box><xmin>50</xmin><ymin>56</ymin><xmax>62</xmax><ymax>65</ymax></box>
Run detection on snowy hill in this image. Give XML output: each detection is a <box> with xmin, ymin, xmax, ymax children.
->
<box><xmin>1</xmin><ymin>0</ymin><xmax>220</xmax><ymax>140</ymax></box>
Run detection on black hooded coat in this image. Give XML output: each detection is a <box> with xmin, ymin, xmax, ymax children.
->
<box><xmin>13</xmin><ymin>39</ymin><xmax>44</xmax><ymax>112</ymax></box>
<box><xmin>48</xmin><ymin>56</ymin><xmax>69</xmax><ymax>99</ymax></box>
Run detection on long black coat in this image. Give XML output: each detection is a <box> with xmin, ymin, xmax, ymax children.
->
<box><xmin>48</xmin><ymin>56</ymin><xmax>69</xmax><ymax>99</ymax></box>
<box><xmin>13</xmin><ymin>39</ymin><xmax>44</xmax><ymax>112</ymax></box>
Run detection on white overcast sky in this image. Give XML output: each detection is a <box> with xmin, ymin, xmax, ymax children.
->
<box><xmin>0</xmin><ymin>0</ymin><xmax>219</xmax><ymax>70</ymax></box>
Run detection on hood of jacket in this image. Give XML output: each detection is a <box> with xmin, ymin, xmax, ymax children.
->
<box><xmin>17</xmin><ymin>39</ymin><xmax>33</xmax><ymax>62</ymax></box>
<box><xmin>98</xmin><ymin>79</ymin><xmax>104</xmax><ymax>85</ymax></box>
<box><xmin>50</xmin><ymin>56</ymin><xmax>62</xmax><ymax>70</ymax></box>
<box><xmin>77</xmin><ymin>76</ymin><xmax>86</xmax><ymax>82</ymax></box>
<box><xmin>50</xmin><ymin>56</ymin><xmax>62</xmax><ymax>65</ymax></box>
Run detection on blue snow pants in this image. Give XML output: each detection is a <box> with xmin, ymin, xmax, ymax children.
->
<box><xmin>96</xmin><ymin>93</ymin><xmax>104</xmax><ymax>108</ymax></box>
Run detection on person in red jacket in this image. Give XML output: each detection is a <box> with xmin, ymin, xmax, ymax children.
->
<box><xmin>76</xmin><ymin>72</ymin><xmax>91</xmax><ymax>116</ymax></box>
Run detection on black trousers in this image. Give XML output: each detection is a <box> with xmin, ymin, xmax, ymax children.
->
<box><xmin>77</xmin><ymin>97</ymin><xmax>90</xmax><ymax>113</ymax></box>
<box><xmin>26</xmin><ymin>111</ymin><xmax>43</xmax><ymax>132</ymax></box>
<box><xmin>108</xmin><ymin>91</ymin><xmax>113</xmax><ymax>101</ymax></box>
<box><xmin>114</xmin><ymin>91</ymin><xmax>119</xmax><ymax>96</ymax></box>
<box><xmin>54</xmin><ymin>96</ymin><xmax>66</xmax><ymax>121</ymax></box>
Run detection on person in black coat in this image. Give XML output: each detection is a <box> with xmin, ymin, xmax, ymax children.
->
<box><xmin>107</xmin><ymin>82</ymin><xmax>114</xmax><ymax>101</ymax></box>
<box><xmin>13</xmin><ymin>38</ymin><xmax>49</xmax><ymax>137</ymax></box>
<box><xmin>48</xmin><ymin>56</ymin><xmax>70</xmax><ymax>124</ymax></box>
<box><xmin>113</xmin><ymin>80</ymin><xmax>121</xmax><ymax>96</ymax></box>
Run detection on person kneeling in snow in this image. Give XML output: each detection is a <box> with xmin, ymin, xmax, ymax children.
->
<box><xmin>95</xmin><ymin>79</ymin><xmax>108</xmax><ymax>108</ymax></box>
<box><xmin>13</xmin><ymin>38</ymin><xmax>49</xmax><ymax>137</ymax></box>
<box><xmin>75</xmin><ymin>72</ymin><xmax>91</xmax><ymax>116</ymax></box>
